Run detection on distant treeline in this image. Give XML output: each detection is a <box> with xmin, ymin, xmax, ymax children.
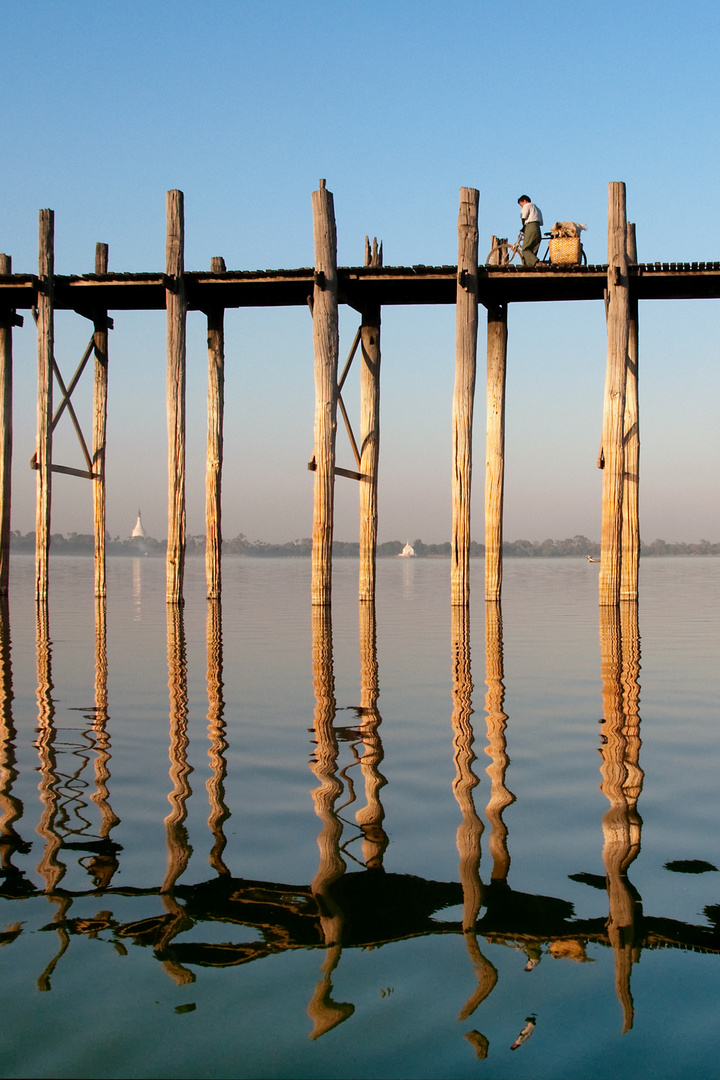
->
<box><xmin>9</xmin><ymin>531</ymin><xmax>720</xmax><ymax>557</ymax></box>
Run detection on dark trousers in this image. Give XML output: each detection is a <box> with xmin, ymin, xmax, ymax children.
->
<box><xmin>522</xmin><ymin>221</ymin><xmax>541</xmax><ymax>266</ymax></box>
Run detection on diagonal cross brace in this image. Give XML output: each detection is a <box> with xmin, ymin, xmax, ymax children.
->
<box><xmin>30</xmin><ymin>331</ymin><xmax>99</xmax><ymax>479</ymax></box>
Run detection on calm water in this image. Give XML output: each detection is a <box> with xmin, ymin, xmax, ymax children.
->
<box><xmin>1</xmin><ymin>555</ymin><xmax>720</xmax><ymax>1079</ymax></box>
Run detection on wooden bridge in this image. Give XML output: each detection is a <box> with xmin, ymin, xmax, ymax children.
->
<box><xmin>2</xmin><ymin>181</ymin><xmax>719</xmax><ymax>607</ymax></box>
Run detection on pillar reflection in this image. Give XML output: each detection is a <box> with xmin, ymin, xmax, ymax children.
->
<box><xmin>86</xmin><ymin>596</ymin><xmax>120</xmax><ymax>888</ymax></box>
<box><xmin>451</xmin><ymin>604</ymin><xmax>497</xmax><ymax>1023</ymax></box>
<box><xmin>34</xmin><ymin>598</ymin><xmax>71</xmax><ymax>991</ymax></box>
<box><xmin>206</xmin><ymin>597</ymin><xmax>230</xmax><ymax>876</ymax></box>
<box><xmin>0</xmin><ymin>597</ymin><xmax>26</xmax><ymax>879</ymax></box>
<box><xmin>483</xmin><ymin>601</ymin><xmax>515</xmax><ymax>886</ymax></box>
<box><xmin>599</xmin><ymin>601</ymin><xmax>643</xmax><ymax>1033</ymax></box>
<box><xmin>35</xmin><ymin>599</ymin><xmax>64</xmax><ymax>893</ymax></box>
<box><xmin>308</xmin><ymin>604</ymin><xmax>353</xmax><ymax>1040</ymax></box>
<box><xmin>354</xmin><ymin>601</ymin><xmax>388</xmax><ymax>870</ymax></box>
<box><xmin>163</xmin><ymin>605</ymin><xmax>193</xmax><ymax>895</ymax></box>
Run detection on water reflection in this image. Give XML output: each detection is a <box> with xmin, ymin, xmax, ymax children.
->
<box><xmin>85</xmin><ymin>597</ymin><xmax>120</xmax><ymax>888</ymax></box>
<box><xmin>206</xmin><ymin>597</ymin><xmax>230</xmax><ymax>876</ymax></box>
<box><xmin>3</xmin><ymin>567</ymin><xmax>720</xmax><ymax>1065</ymax></box>
<box><xmin>163</xmin><ymin>605</ymin><xmax>193</xmax><ymax>895</ymax></box>
<box><xmin>450</xmin><ymin>606</ymin><xmax>497</xmax><ymax>1030</ymax></box>
<box><xmin>598</xmin><ymin>602</ymin><xmax>643</xmax><ymax>1032</ymax></box>
<box><xmin>354</xmin><ymin>602</ymin><xmax>388</xmax><ymax>870</ymax></box>
<box><xmin>308</xmin><ymin>604</ymin><xmax>353</xmax><ymax>1039</ymax></box>
<box><xmin>35</xmin><ymin>599</ymin><xmax>63</xmax><ymax>894</ymax></box>
<box><xmin>0</xmin><ymin>597</ymin><xmax>27</xmax><ymax>886</ymax></box>
<box><xmin>483</xmin><ymin>601</ymin><xmax>515</xmax><ymax>886</ymax></box>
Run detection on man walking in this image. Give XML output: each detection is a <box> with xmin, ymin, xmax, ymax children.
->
<box><xmin>518</xmin><ymin>195</ymin><xmax>543</xmax><ymax>267</ymax></box>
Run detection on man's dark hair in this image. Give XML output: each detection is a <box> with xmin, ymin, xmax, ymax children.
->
<box><xmin>518</xmin><ymin>195</ymin><xmax>530</xmax><ymax>204</ymax></box>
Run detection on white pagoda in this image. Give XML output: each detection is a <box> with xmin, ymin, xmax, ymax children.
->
<box><xmin>131</xmin><ymin>511</ymin><xmax>147</xmax><ymax>540</ymax></box>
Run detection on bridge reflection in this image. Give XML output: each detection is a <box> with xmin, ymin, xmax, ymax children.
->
<box><xmin>0</xmin><ymin>584</ymin><xmax>719</xmax><ymax>1043</ymax></box>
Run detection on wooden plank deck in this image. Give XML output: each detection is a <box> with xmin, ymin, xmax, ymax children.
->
<box><xmin>3</xmin><ymin>262</ymin><xmax>720</xmax><ymax>313</ymax></box>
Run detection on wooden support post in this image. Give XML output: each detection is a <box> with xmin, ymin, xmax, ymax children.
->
<box><xmin>600</xmin><ymin>183</ymin><xmax>630</xmax><ymax>605</ymax></box>
<box><xmin>36</xmin><ymin>210</ymin><xmax>54</xmax><ymax>601</ymax></box>
<box><xmin>206</xmin><ymin>256</ymin><xmax>226</xmax><ymax>600</ymax></box>
<box><xmin>451</xmin><ymin>187</ymin><xmax>479</xmax><ymax>606</ymax></box>
<box><xmin>359</xmin><ymin>238</ymin><xmax>381</xmax><ymax>603</ymax></box>
<box><xmin>621</xmin><ymin>223</ymin><xmax>640</xmax><ymax>601</ymax></box>
<box><xmin>0</xmin><ymin>255</ymin><xmax>14</xmax><ymax>597</ymax></box>
<box><xmin>485</xmin><ymin>303</ymin><xmax>508</xmax><ymax>601</ymax></box>
<box><xmin>165</xmin><ymin>190</ymin><xmax>186</xmax><ymax>605</ymax></box>
<box><xmin>311</xmin><ymin>180</ymin><xmax>339</xmax><ymax>606</ymax></box>
<box><xmin>93</xmin><ymin>243</ymin><xmax>109</xmax><ymax>598</ymax></box>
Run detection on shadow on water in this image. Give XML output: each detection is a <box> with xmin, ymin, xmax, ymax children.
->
<box><xmin>2</xmin><ymin>578</ymin><xmax>720</xmax><ymax>1052</ymax></box>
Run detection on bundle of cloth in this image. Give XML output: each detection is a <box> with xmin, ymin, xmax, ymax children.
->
<box><xmin>550</xmin><ymin>221</ymin><xmax>587</xmax><ymax>238</ymax></box>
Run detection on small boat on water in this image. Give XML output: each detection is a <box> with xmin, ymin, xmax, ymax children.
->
<box><xmin>586</xmin><ymin>555</ymin><xmax>600</xmax><ymax>563</ymax></box>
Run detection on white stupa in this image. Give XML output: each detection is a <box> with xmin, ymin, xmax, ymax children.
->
<box><xmin>131</xmin><ymin>510</ymin><xmax>147</xmax><ymax>540</ymax></box>
<box><xmin>398</xmin><ymin>540</ymin><xmax>416</xmax><ymax>558</ymax></box>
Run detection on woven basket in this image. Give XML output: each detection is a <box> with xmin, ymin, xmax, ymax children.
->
<box><xmin>548</xmin><ymin>236</ymin><xmax>582</xmax><ymax>264</ymax></box>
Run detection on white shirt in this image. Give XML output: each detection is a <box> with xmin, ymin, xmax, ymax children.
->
<box><xmin>520</xmin><ymin>202</ymin><xmax>543</xmax><ymax>225</ymax></box>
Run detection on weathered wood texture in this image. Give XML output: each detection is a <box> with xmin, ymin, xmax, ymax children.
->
<box><xmin>621</xmin><ymin>223</ymin><xmax>640</xmax><ymax>601</ymax></box>
<box><xmin>484</xmin><ymin>305</ymin><xmax>508</xmax><ymax>601</ymax></box>
<box><xmin>451</xmin><ymin>188</ymin><xmax>479</xmax><ymax>606</ymax></box>
<box><xmin>359</xmin><ymin>238</ymin><xmax>381</xmax><ymax>603</ymax></box>
<box><xmin>36</xmin><ymin>211</ymin><xmax>54</xmax><ymax>601</ymax></box>
<box><xmin>165</xmin><ymin>191</ymin><xmax>187</xmax><ymax>604</ymax></box>
<box><xmin>93</xmin><ymin>243</ymin><xmax>109</xmax><ymax>598</ymax></box>
<box><xmin>5</xmin><ymin>260</ymin><xmax>720</xmax><ymax>313</ymax></box>
<box><xmin>311</xmin><ymin>181</ymin><xmax>339</xmax><ymax>606</ymax></box>
<box><xmin>206</xmin><ymin>256</ymin><xmax>226</xmax><ymax>600</ymax></box>
<box><xmin>0</xmin><ymin>255</ymin><xmax>14</xmax><ymax>596</ymax></box>
<box><xmin>599</xmin><ymin>183</ymin><xmax>630</xmax><ymax>605</ymax></box>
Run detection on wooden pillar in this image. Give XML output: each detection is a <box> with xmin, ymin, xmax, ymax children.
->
<box><xmin>484</xmin><ymin>304</ymin><xmax>508</xmax><ymax>601</ymax></box>
<box><xmin>621</xmin><ymin>223</ymin><xmax>640</xmax><ymax>601</ymax></box>
<box><xmin>600</xmin><ymin>183</ymin><xmax>630</xmax><ymax>605</ymax></box>
<box><xmin>311</xmin><ymin>180</ymin><xmax>339</xmax><ymax>606</ymax></box>
<box><xmin>359</xmin><ymin>237</ymin><xmax>381</xmax><ymax>603</ymax></box>
<box><xmin>36</xmin><ymin>210</ymin><xmax>54</xmax><ymax>602</ymax></box>
<box><xmin>451</xmin><ymin>187</ymin><xmax>479</xmax><ymax>606</ymax></box>
<box><xmin>92</xmin><ymin>243</ymin><xmax>109</xmax><ymax>598</ymax></box>
<box><xmin>206</xmin><ymin>256</ymin><xmax>225</xmax><ymax>600</ymax></box>
<box><xmin>0</xmin><ymin>255</ymin><xmax>16</xmax><ymax>597</ymax></box>
<box><xmin>165</xmin><ymin>190</ymin><xmax>186</xmax><ymax>605</ymax></box>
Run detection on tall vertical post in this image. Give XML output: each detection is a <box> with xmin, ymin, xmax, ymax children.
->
<box><xmin>36</xmin><ymin>210</ymin><xmax>54</xmax><ymax>602</ymax></box>
<box><xmin>621</xmin><ymin>223</ymin><xmax>640</xmax><ymax>601</ymax></box>
<box><xmin>165</xmin><ymin>190</ymin><xmax>186</xmax><ymax>605</ymax></box>
<box><xmin>451</xmin><ymin>187</ymin><xmax>479</xmax><ymax>606</ymax></box>
<box><xmin>600</xmin><ymin>183</ymin><xmax>630</xmax><ymax>605</ymax></box>
<box><xmin>484</xmin><ymin>304</ymin><xmax>508</xmax><ymax>601</ymax></box>
<box><xmin>359</xmin><ymin>238</ymin><xmax>381</xmax><ymax>603</ymax></box>
<box><xmin>93</xmin><ymin>243</ymin><xmax>109</xmax><ymax>598</ymax></box>
<box><xmin>311</xmin><ymin>180</ymin><xmax>339</xmax><ymax>606</ymax></box>
<box><xmin>206</xmin><ymin>256</ymin><xmax>226</xmax><ymax>600</ymax></box>
<box><xmin>0</xmin><ymin>255</ymin><xmax>16</xmax><ymax>597</ymax></box>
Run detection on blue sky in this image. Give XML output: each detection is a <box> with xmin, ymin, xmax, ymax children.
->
<box><xmin>2</xmin><ymin>0</ymin><xmax>719</xmax><ymax>542</ymax></box>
